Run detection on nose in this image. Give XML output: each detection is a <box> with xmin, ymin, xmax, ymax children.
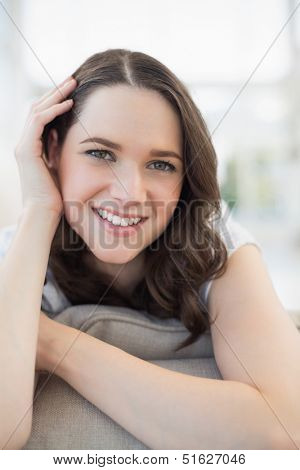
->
<box><xmin>109</xmin><ymin>164</ymin><xmax>148</xmax><ymax>205</ymax></box>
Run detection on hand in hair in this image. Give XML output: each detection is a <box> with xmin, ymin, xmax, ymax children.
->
<box><xmin>14</xmin><ymin>76</ymin><xmax>77</xmax><ymax>216</ymax></box>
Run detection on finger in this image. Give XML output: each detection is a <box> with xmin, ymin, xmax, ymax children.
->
<box><xmin>16</xmin><ymin>100</ymin><xmax>73</xmax><ymax>160</ymax></box>
<box><xmin>34</xmin><ymin>80</ymin><xmax>76</xmax><ymax>113</ymax></box>
<box><xmin>35</xmin><ymin>78</ymin><xmax>76</xmax><ymax>110</ymax></box>
<box><xmin>33</xmin><ymin>76</ymin><xmax>76</xmax><ymax>109</ymax></box>
<box><xmin>30</xmin><ymin>100</ymin><xmax>74</xmax><ymax>139</ymax></box>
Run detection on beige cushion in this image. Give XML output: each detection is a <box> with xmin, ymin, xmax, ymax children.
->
<box><xmin>24</xmin><ymin>304</ymin><xmax>222</xmax><ymax>450</ymax></box>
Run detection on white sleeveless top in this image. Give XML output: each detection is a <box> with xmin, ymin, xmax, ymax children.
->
<box><xmin>0</xmin><ymin>200</ymin><xmax>262</xmax><ymax>317</ymax></box>
<box><xmin>198</xmin><ymin>201</ymin><xmax>262</xmax><ymax>308</ymax></box>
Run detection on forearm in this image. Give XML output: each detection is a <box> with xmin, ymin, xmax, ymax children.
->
<box><xmin>0</xmin><ymin>205</ymin><xmax>60</xmax><ymax>449</ymax></box>
<box><xmin>49</xmin><ymin>326</ymin><xmax>288</xmax><ymax>450</ymax></box>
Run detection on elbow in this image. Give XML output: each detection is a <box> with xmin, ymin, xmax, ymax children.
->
<box><xmin>18</xmin><ymin>424</ymin><xmax>32</xmax><ymax>449</ymax></box>
<box><xmin>0</xmin><ymin>415</ymin><xmax>32</xmax><ymax>450</ymax></box>
<box><xmin>244</xmin><ymin>385</ymin><xmax>299</xmax><ymax>450</ymax></box>
<box><xmin>269</xmin><ymin>425</ymin><xmax>300</xmax><ymax>450</ymax></box>
<box><xmin>19</xmin><ymin>430</ymin><xmax>32</xmax><ymax>450</ymax></box>
<box><xmin>268</xmin><ymin>405</ymin><xmax>300</xmax><ymax>449</ymax></box>
<box><xmin>1</xmin><ymin>430</ymin><xmax>31</xmax><ymax>450</ymax></box>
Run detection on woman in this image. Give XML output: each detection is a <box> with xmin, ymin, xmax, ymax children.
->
<box><xmin>0</xmin><ymin>49</ymin><xmax>299</xmax><ymax>450</ymax></box>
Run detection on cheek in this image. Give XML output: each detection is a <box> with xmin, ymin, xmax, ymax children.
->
<box><xmin>60</xmin><ymin>165</ymin><xmax>106</xmax><ymax>203</ymax></box>
<box><xmin>152</xmin><ymin>191</ymin><xmax>181</xmax><ymax>236</ymax></box>
<box><xmin>58</xmin><ymin>164</ymin><xmax>104</xmax><ymax>227</ymax></box>
<box><xmin>151</xmin><ymin>178</ymin><xmax>182</xmax><ymax>218</ymax></box>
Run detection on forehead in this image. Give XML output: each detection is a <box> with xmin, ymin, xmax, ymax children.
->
<box><xmin>71</xmin><ymin>85</ymin><xmax>182</xmax><ymax>150</ymax></box>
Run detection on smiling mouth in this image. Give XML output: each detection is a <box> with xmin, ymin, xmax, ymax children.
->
<box><xmin>92</xmin><ymin>207</ymin><xmax>147</xmax><ymax>224</ymax></box>
<box><xmin>94</xmin><ymin>206</ymin><xmax>148</xmax><ymax>221</ymax></box>
<box><xmin>92</xmin><ymin>207</ymin><xmax>147</xmax><ymax>235</ymax></box>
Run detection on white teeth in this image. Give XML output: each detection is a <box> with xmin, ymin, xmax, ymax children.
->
<box><xmin>97</xmin><ymin>209</ymin><xmax>142</xmax><ymax>227</ymax></box>
<box><xmin>112</xmin><ymin>215</ymin><xmax>122</xmax><ymax>225</ymax></box>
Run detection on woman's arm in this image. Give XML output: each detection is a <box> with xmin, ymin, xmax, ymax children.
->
<box><xmin>207</xmin><ymin>244</ymin><xmax>300</xmax><ymax>450</ymax></box>
<box><xmin>43</xmin><ymin>323</ymin><xmax>293</xmax><ymax>450</ymax></box>
<box><xmin>0</xmin><ymin>205</ymin><xmax>60</xmax><ymax>449</ymax></box>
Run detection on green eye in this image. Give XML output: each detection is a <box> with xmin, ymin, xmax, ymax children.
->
<box><xmin>148</xmin><ymin>161</ymin><xmax>176</xmax><ymax>172</ymax></box>
<box><xmin>85</xmin><ymin>149</ymin><xmax>114</xmax><ymax>160</ymax></box>
<box><xmin>85</xmin><ymin>149</ymin><xmax>176</xmax><ymax>172</ymax></box>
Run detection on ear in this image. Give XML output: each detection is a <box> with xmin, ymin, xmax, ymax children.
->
<box><xmin>46</xmin><ymin>128</ymin><xmax>61</xmax><ymax>170</ymax></box>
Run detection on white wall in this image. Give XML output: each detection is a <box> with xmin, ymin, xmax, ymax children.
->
<box><xmin>1</xmin><ymin>0</ymin><xmax>299</xmax><ymax>308</ymax></box>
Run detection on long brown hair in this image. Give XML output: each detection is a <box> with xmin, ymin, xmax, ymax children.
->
<box><xmin>42</xmin><ymin>48</ymin><xmax>228</xmax><ymax>352</ymax></box>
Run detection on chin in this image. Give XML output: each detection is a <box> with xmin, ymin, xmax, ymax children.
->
<box><xmin>92</xmin><ymin>246</ymin><xmax>141</xmax><ymax>265</ymax></box>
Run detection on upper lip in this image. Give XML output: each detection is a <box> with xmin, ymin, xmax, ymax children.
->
<box><xmin>93</xmin><ymin>207</ymin><xmax>148</xmax><ymax>219</ymax></box>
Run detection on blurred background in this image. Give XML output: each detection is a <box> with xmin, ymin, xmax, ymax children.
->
<box><xmin>0</xmin><ymin>0</ymin><xmax>299</xmax><ymax>314</ymax></box>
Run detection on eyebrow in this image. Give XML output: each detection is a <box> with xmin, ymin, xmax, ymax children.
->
<box><xmin>79</xmin><ymin>137</ymin><xmax>182</xmax><ymax>160</ymax></box>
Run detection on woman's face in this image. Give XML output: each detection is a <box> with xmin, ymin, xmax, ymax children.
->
<box><xmin>48</xmin><ymin>84</ymin><xmax>184</xmax><ymax>266</ymax></box>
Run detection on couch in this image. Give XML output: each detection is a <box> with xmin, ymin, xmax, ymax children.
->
<box><xmin>23</xmin><ymin>304</ymin><xmax>300</xmax><ymax>450</ymax></box>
